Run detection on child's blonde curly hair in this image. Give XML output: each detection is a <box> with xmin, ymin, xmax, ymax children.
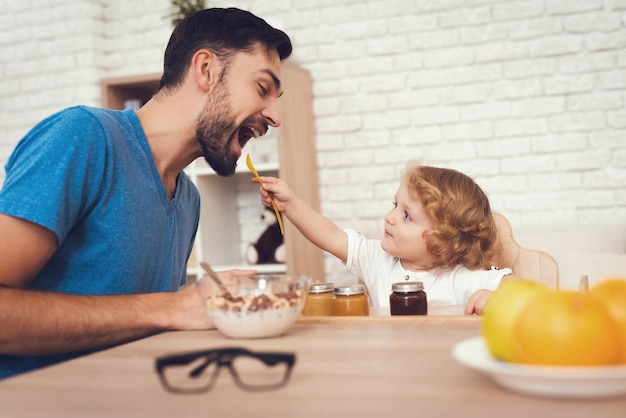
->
<box><xmin>403</xmin><ymin>163</ymin><xmax>502</xmax><ymax>270</ymax></box>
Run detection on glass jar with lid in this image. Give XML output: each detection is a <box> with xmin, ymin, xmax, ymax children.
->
<box><xmin>302</xmin><ymin>282</ymin><xmax>334</xmax><ymax>316</ymax></box>
<box><xmin>389</xmin><ymin>281</ymin><xmax>427</xmax><ymax>315</ymax></box>
<box><xmin>332</xmin><ymin>284</ymin><xmax>369</xmax><ymax>316</ymax></box>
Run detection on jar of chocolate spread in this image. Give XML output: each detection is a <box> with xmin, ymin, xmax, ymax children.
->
<box><xmin>389</xmin><ymin>282</ymin><xmax>427</xmax><ymax>315</ymax></box>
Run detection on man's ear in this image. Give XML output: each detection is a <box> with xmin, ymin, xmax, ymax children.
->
<box><xmin>191</xmin><ymin>49</ymin><xmax>220</xmax><ymax>93</ymax></box>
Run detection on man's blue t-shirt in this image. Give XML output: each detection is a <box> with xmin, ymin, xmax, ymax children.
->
<box><xmin>0</xmin><ymin>106</ymin><xmax>200</xmax><ymax>379</ymax></box>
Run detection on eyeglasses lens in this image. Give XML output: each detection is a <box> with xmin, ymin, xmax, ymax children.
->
<box><xmin>162</xmin><ymin>357</ymin><xmax>218</xmax><ymax>392</ymax></box>
<box><xmin>232</xmin><ymin>356</ymin><xmax>289</xmax><ymax>389</ymax></box>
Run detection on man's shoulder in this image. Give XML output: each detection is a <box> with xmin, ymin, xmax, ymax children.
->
<box><xmin>35</xmin><ymin>106</ymin><xmax>124</xmax><ymax>134</ymax></box>
<box><xmin>60</xmin><ymin>106</ymin><xmax>126</xmax><ymax>123</ymax></box>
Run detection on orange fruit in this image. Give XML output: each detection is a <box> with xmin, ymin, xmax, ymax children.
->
<box><xmin>513</xmin><ymin>290</ymin><xmax>621</xmax><ymax>366</ymax></box>
<box><xmin>482</xmin><ymin>278</ymin><xmax>548</xmax><ymax>362</ymax></box>
<box><xmin>590</xmin><ymin>277</ymin><xmax>626</xmax><ymax>363</ymax></box>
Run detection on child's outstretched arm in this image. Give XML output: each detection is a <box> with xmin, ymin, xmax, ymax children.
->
<box><xmin>254</xmin><ymin>176</ymin><xmax>348</xmax><ymax>263</ymax></box>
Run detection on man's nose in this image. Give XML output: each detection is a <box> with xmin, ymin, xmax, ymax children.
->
<box><xmin>261</xmin><ymin>98</ymin><xmax>281</xmax><ymax>127</ymax></box>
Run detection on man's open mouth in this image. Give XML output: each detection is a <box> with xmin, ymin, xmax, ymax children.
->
<box><xmin>238</xmin><ymin>124</ymin><xmax>264</xmax><ymax>148</ymax></box>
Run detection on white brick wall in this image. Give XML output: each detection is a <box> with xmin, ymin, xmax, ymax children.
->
<box><xmin>1</xmin><ymin>0</ymin><xmax>624</xmax><ymax>284</ymax></box>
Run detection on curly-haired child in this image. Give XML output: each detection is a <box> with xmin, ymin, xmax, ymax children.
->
<box><xmin>254</xmin><ymin>162</ymin><xmax>512</xmax><ymax>315</ymax></box>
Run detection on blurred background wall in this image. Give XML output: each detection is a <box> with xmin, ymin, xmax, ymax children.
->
<box><xmin>1</xmin><ymin>0</ymin><xmax>624</xmax><ymax>284</ymax></box>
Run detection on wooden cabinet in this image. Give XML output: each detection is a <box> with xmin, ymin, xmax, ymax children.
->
<box><xmin>100</xmin><ymin>73</ymin><xmax>162</xmax><ymax>110</ymax></box>
<box><xmin>100</xmin><ymin>61</ymin><xmax>325</xmax><ymax>282</ymax></box>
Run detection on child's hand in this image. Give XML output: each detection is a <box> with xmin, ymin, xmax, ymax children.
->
<box><xmin>464</xmin><ymin>289</ymin><xmax>493</xmax><ymax>315</ymax></box>
<box><xmin>252</xmin><ymin>176</ymin><xmax>293</xmax><ymax>212</ymax></box>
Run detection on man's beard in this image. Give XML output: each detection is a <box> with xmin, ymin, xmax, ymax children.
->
<box><xmin>196</xmin><ymin>82</ymin><xmax>239</xmax><ymax>177</ymax></box>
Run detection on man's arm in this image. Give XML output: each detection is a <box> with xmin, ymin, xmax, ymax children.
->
<box><xmin>0</xmin><ymin>285</ymin><xmax>210</xmax><ymax>355</ymax></box>
<box><xmin>0</xmin><ymin>214</ymin><xmax>58</xmax><ymax>288</ymax></box>
<box><xmin>0</xmin><ymin>214</ymin><xmax>213</xmax><ymax>355</ymax></box>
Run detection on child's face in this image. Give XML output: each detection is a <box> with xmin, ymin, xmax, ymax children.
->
<box><xmin>381</xmin><ymin>182</ymin><xmax>435</xmax><ymax>271</ymax></box>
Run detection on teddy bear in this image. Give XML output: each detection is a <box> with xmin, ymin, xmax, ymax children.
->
<box><xmin>245</xmin><ymin>206</ymin><xmax>286</xmax><ymax>264</ymax></box>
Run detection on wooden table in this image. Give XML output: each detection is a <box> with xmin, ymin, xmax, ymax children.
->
<box><xmin>1</xmin><ymin>308</ymin><xmax>624</xmax><ymax>418</ymax></box>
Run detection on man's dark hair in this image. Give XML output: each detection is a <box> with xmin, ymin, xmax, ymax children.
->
<box><xmin>157</xmin><ymin>7</ymin><xmax>292</xmax><ymax>92</ymax></box>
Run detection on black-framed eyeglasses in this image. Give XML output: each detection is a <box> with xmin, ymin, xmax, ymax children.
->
<box><xmin>155</xmin><ymin>347</ymin><xmax>296</xmax><ymax>394</ymax></box>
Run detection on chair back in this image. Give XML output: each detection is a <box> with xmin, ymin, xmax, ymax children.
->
<box><xmin>494</xmin><ymin>213</ymin><xmax>559</xmax><ymax>289</ymax></box>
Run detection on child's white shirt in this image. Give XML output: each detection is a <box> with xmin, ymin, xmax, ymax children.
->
<box><xmin>344</xmin><ymin>228</ymin><xmax>512</xmax><ymax>307</ymax></box>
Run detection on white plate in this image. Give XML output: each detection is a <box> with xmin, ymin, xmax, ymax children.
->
<box><xmin>452</xmin><ymin>336</ymin><xmax>626</xmax><ymax>399</ymax></box>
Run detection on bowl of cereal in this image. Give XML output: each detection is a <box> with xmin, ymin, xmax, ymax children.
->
<box><xmin>203</xmin><ymin>274</ymin><xmax>310</xmax><ymax>339</ymax></box>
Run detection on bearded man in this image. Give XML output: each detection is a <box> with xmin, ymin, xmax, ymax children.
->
<box><xmin>0</xmin><ymin>7</ymin><xmax>292</xmax><ymax>379</ymax></box>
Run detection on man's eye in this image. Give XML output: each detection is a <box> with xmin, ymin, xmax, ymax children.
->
<box><xmin>258</xmin><ymin>84</ymin><xmax>268</xmax><ymax>96</ymax></box>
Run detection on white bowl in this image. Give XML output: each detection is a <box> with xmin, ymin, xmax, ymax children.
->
<box><xmin>204</xmin><ymin>274</ymin><xmax>310</xmax><ymax>339</ymax></box>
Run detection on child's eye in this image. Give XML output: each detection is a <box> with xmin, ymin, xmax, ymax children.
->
<box><xmin>392</xmin><ymin>201</ymin><xmax>397</xmax><ymax>209</ymax></box>
<box><xmin>404</xmin><ymin>211</ymin><xmax>412</xmax><ymax>221</ymax></box>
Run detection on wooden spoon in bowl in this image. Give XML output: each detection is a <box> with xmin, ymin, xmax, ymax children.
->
<box><xmin>200</xmin><ymin>261</ymin><xmax>236</xmax><ymax>301</ymax></box>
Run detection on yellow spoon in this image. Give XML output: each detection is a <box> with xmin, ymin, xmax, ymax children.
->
<box><xmin>245</xmin><ymin>154</ymin><xmax>285</xmax><ymax>235</ymax></box>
